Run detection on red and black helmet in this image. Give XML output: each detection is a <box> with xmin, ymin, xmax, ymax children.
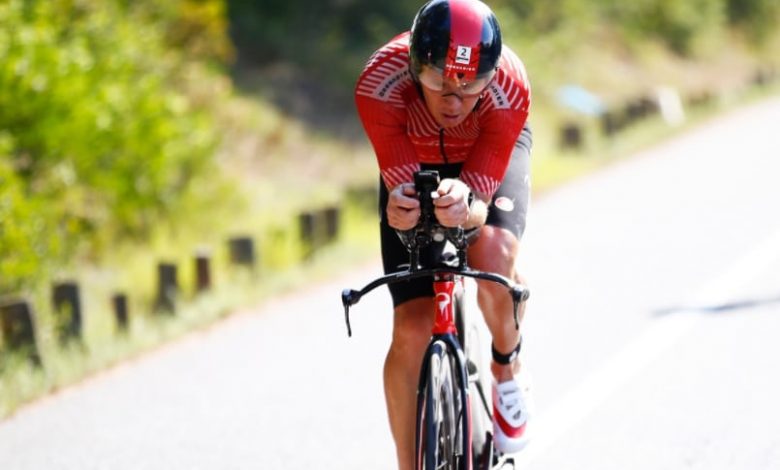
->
<box><xmin>409</xmin><ymin>0</ymin><xmax>502</xmax><ymax>84</ymax></box>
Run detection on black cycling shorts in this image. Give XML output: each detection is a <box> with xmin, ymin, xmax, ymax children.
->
<box><xmin>379</xmin><ymin>124</ymin><xmax>532</xmax><ymax>307</ymax></box>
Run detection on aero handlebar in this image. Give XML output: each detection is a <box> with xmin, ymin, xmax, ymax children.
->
<box><xmin>340</xmin><ymin>170</ymin><xmax>530</xmax><ymax>337</ymax></box>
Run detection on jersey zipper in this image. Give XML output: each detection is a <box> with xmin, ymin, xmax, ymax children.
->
<box><xmin>439</xmin><ymin>128</ymin><xmax>450</xmax><ymax>165</ymax></box>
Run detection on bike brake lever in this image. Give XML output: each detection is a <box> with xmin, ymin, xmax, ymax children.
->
<box><xmin>341</xmin><ymin>289</ymin><xmax>360</xmax><ymax>337</ymax></box>
<box><xmin>510</xmin><ymin>286</ymin><xmax>530</xmax><ymax>330</ymax></box>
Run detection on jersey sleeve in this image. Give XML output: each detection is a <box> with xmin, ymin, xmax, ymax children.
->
<box><xmin>354</xmin><ymin>33</ymin><xmax>420</xmax><ymax>190</ymax></box>
<box><xmin>355</xmin><ymin>94</ymin><xmax>420</xmax><ymax>190</ymax></box>
<box><xmin>460</xmin><ymin>106</ymin><xmax>528</xmax><ymax>198</ymax></box>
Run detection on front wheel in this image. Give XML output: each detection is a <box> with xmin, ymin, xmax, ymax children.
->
<box><xmin>455</xmin><ymin>282</ymin><xmax>492</xmax><ymax>469</ymax></box>
<box><xmin>415</xmin><ymin>340</ymin><xmax>468</xmax><ymax>470</ymax></box>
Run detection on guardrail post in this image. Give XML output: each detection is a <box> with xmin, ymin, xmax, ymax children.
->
<box><xmin>601</xmin><ymin>110</ymin><xmax>622</xmax><ymax>137</ymax></box>
<box><xmin>112</xmin><ymin>293</ymin><xmax>129</xmax><ymax>333</ymax></box>
<box><xmin>228</xmin><ymin>237</ymin><xmax>256</xmax><ymax>269</ymax></box>
<box><xmin>52</xmin><ymin>282</ymin><xmax>82</xmax><ymax>345</ymax></box>
<box><xmin>0</xmin><ymin>298</ymin><xmax>42</xmax><ymax>366</ymax></box>
<box><xmin>624</xmin><ymin>99</ymin><xmax>643</xmax><ymax>124</ymax></box>
<box><xmin>754</xmin><ymin>69</ymin><xmax>769</xmax><ymax>86</ymax></box>
<box><xmin>195</xmin><ymin>250</ymin><xmax>212</xmax><ymax>292</ymax></box>
<box><xmin>299</xmin><ymin>211</ymin><xmax>319</xmax><ymax>259</ymax></box>
<box><xmin>323</xmin><ymin>206</ymin><xmax>341</xmax><ymax>243</ymax></box>
<box><xmin>559</xmin><ymin>122</ymin><xmax>583</xmax><ymax>150</ymax></box>
<box><xmin>155</xmin><ymin>263</ymin><xmax>178</xmax><ymax>314</ymax></box>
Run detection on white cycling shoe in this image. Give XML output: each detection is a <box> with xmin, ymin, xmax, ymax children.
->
<box><xmin>492</xmin><ymin>367</ymin><xmax>534</xmax><ymax>454</ymax></box>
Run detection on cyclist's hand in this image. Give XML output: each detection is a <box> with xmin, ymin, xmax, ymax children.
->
<box><xmin>387</xmin><ymin>183</ymin><xmax>420</xmax><ymax>230</ymax></box>
<box><xmin>433</xmin><ymin>179</ymin><xmax>470</xmax><ymax>227</ymax></box>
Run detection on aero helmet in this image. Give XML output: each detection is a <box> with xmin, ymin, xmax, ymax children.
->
<box><xmin>409</xmin><ymin>0</ymin><xmax>502</xmax><ymax>88</ymax></box>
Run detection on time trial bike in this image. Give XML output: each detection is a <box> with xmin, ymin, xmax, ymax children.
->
<box><xmin>341</xmin><ymin>170</ymin><xmax>529</xmax><ymax>469</ymax></box>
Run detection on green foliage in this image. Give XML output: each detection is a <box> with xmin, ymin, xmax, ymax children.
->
<box><xmin>725</xmin><ymin>0</ymin><xmax>780</xmax><ymax>43</ymax></box>
<box><xmin>0</xmin><ymin>0</ymin><xmax>229</xmax><ymax>294</ymax></box>
<box><xmin>129</xmin><ymin>0</ymin><xmax>235</xmax><ymax>64</ymax></box>
<box><xmin>227</xmin><ymin>0</ymin><xmax>423</xmax><ymax>81</ymax></box>
<box><xmin>0</xmin><ymin>158</ymin><xmax>62</xmax><ymax>294</ymax></box>
<box><xmin>602</xmin><ymin>0</ymin><xmax>726</xmax><ymax>54</ymax></box>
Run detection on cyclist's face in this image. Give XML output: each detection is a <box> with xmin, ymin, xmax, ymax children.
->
<box><xmin>419</xmin><ymin>68</ymin><xmax>490</xmax><ymax>128</ymax></box>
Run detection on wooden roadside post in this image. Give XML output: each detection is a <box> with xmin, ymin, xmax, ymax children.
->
<box><xmin>559</xmin><ymin>122</ymin><xmax>583</xmax><ymax>151</ymax></box>
<box><xmin>155</xmin><ymin>263</ymin><xmax>178</xmax><ymax>314</ymax></box>
<box><xmin>0</xmin><ymin>298</ymin><xmax>42</xmax><ymax>366</ymax></box>
<box><xmin>195</xmin><ymin>250</ymin><xmax>212</xmax><ymax>293</ymax></box>
<box><xmin>228</xmin><ymin>237</ymin><xmax>256</xmax><ymax>270</ymax></box>
<box><xmin>323</xmin><ymin>206</ymin><xmax>341</xmax><ymax>243</ymax></box>
<box><xmin>299</xmin><ymin>211</ymin><xmax>320</xmax><ymax>259</ymax></box>
<box><xmin>52</xmin><ymin>282</ymin><xmax>82</xmax><ymax>345</ymax></box>
<box><xmin>112</xmin><ymin>293</ymin><xmax>129</xmax><ymax>333</ymax></box>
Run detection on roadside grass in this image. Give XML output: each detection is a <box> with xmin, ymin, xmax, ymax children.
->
<box><xmin>531</xmin><ymin>81</ymin><xmax>780</xmax><ymax>194</ymax></box>
<box><xmin>0</xmin><ymin>196</ymin><xmax>380</xmax><ymax>418</ymax></box>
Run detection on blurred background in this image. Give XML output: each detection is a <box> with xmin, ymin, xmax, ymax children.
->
<box><xmin>1</xmin><ymin>0</ymin><xmax>779</xmax><ymax>416</ymax></box>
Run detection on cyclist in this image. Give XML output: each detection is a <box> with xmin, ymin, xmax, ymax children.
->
<box><xmin>355</xmin><ymin>0</ymin><xmax>533</xmax><ymax>467</ymax></box>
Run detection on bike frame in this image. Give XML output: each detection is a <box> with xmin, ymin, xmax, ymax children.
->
<box><xmin>414</xmin><ymin>271</ymin><xmax>473</xmax><ymax>469</ymax></box>
<box><xmin>342</xmin><ymin>260</ymin><xmax>528</xmax><ymax>470</ymax></box>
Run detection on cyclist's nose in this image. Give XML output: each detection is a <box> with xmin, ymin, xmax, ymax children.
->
<box><xmin>440</xmin><ymin>78</ymin><xmax>465</xmax><ymax>101</ymax></box>
<box><xmin>441</xmin><ymin>94</ymin><xmax>463</xmax><ymax>108</ymax></box>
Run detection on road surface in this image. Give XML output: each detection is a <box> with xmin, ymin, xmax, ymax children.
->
<box><xmin>2</xmin><ymin>96</ymin><xmax>780</xmax><ymax>469</ymax></box>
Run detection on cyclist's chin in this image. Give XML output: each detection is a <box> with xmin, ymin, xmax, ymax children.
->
<box><xmin>436</xmin><ymin>113</ymin><xmax>464</xmax><ymax>128</ymax></box>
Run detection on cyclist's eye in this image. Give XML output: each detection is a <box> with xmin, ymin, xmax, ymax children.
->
<box><xmin>461</xmin><ymin>82</ymin><xmax>481</xmax><ymax>94</ymax></box>
<box><xmin>419</xmin><ymin>67</ymin><xmax>445</xmax><ymax>91</ymax></box>
<box><xmin>461</xmin><ymin>77</ymin><xmax>491</xmax><ymax>95</ymax></box>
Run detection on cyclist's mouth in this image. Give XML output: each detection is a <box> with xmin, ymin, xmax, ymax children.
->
<box><xmin>441</xmin><ymin>113</ymin><xmax>461</xmax><ymax>124</ymax></box>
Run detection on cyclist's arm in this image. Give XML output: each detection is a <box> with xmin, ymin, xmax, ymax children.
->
<box><xmin>355</xmin><ymin>94</ymin><xmax>420</xmax><ymax>190</ymax></box>
<box><xmin>432</xmin><ymin>112</ymin><xmax>534</xmax><ymax>230</ymax></box>
<box><xmin>461</xmin><ymin>108</ymin><xmax>528</xmax><ymax>197</ymax></box>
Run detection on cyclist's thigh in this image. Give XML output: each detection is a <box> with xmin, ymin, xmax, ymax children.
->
<box><xmin>485</xmin><ymin>128</ymin><xmax>532</xmax><ymax>240</ymax></box>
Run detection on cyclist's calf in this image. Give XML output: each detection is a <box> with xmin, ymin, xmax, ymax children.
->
<box><xmin>468</xmin><ymin>225</ymin><xmax>526</xmax><ymax>366</ymax></box>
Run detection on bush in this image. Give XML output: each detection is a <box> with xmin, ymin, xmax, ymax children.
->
<box><xmin>132</xmin><ymin>0</ymin><xmax>235</xmax><ymax>64</ymax></box>
<box><xmin>725</xmin><ymin>0</ymin><xmax>780</xmax><ymax>43</ymax></box>
<box><xmin>0</xmin><ymin>0</ymin><xmax>225</xmax><ymax>292</ymax></box>
<box><xmin>0</xmin><ymin>159</ymin><xmax>62</xmax><ymax>295</ymax></box>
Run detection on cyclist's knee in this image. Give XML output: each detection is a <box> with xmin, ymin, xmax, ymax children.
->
<box><xmin>470</xmin><ymin>226</ymin><xmax>518</xmax><ymax>277</ymax></box>
<box><xmin>390</xmin><ymin>297</ymin><xmax>434</xmax><ymax>357</ymax></box>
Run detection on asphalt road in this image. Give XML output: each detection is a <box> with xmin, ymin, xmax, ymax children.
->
<box><xmin>2</xmin><ymin>96</ymin><xmax>780</xmax><ymax>470</ymax></box>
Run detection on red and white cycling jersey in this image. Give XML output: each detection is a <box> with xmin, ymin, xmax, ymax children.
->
<box><xmin>355</xmin><ymin>32</ymin><xmax>530</xmax><ymax>197</ymax></box>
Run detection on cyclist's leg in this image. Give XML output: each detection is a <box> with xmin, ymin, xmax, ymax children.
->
<box><xmin>467</xmin><ymin>124</ymin><xmax>533</xmax><ymax>453</ymax></box>
<box><xmin>379</xmin><ymin>179</ymin><xmax>439</xmax><ymax>470</ymax></box>
<box><xmin>385</xmin><ymin>298</ymin><xmax>434</xmax><ymax>470</ymax></box>
<box><xmin>469</xmin><ymin>227</ymin><xmax>526</xmax><ymax>380</ymax></box>
<box><xmin>468</xmin><ymin>122</ymin><xmax>532</xmax><ymax>379</ymax></box>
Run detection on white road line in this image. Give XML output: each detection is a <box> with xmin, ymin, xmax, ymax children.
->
<box><xmin>512</xmin><ymin>227</ymin><xmax>780</xmax><ymax>467</ymax></box>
